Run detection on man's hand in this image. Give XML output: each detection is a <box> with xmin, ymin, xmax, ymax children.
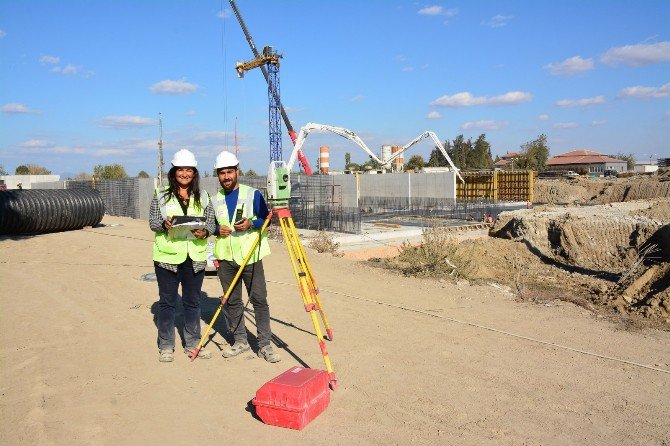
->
<box><xmin>218</xmin><ymin>225</ymin><xmax>233</xmax><ymax>238</ymax></box>
<box><xmin>233</xmin><ymin>217</ymin><xmax>252</xmax><ymax>232</ymax></box>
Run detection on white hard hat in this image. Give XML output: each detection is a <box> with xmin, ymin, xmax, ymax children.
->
<box><xmin>171</xmin><ymin>149</ymin><xmax>197</xmax><ymax>168</ymax></box>
<box><xmin>215</xmin><ymin>151</ymin><xmax>239</xmax><ymax>169</ymax></box>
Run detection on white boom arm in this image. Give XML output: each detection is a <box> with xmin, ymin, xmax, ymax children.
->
<box><xmin>385</xmin><ymin>130</ymin><xmax>464</xmax><ymax>183</ymax></box>
<box><xmin>286</xmin><ymin>122</ymin><xmax>464</xmax><ymax>183</ymax></box>
<box><xmin>287</xmin><ymin>123</ymin><xmax>385</xmax><ymax>171</ymax></box>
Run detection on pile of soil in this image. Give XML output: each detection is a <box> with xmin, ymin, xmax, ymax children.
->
<box><xmin>490</xmin><ymin>202</ymin><xmax>662</xmax><ymax>273</ymax></box>
<box><xmin>534</xmin><ymin>168</ymin><xmax>670</xmax><ymax>205</ymax></box>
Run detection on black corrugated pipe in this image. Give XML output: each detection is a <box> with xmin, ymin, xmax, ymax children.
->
<box><xmin>0</xmin><ymin>189</ymin><xmax>105</xmax><ymax>234</ymax></box>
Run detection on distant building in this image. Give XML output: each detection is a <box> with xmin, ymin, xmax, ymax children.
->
<box><xmin>634</xmin><ymin>162</ymin><xmax>658</xmax><ymax>173</ymax></box>
<box><xmin>0</xmin><ymin>174</ymin><xmax>61</xmax><ymax>189</ymax></box>
<box><xmin>493</xmin><ymin>152</ymin><xmax>522</xmax><ymax>170</ymax></box>
<box><xmin>545</xmin><ymin>150</ymin><xmax>627</xmax><ymax>174</ymax></box>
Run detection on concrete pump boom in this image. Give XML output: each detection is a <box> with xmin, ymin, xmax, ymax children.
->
<box><xmin>286</xmin><ymin>123</ymin><xmax>464</xmax><ymax>183</ymax></box>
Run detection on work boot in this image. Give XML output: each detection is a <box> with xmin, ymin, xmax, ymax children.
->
<box><xmin>184</xmin><ymin>347</ymin><xmax>212</xmax><ymax>359</ymax></box>
<box><xmin>258</xmin><ymin>345</ymin><xmax>281</xmax><ymax>363</ymax></box>
<box><xmin>159</xmin><ymin>349</ymin><xmax>174</xmax><ymax>363</ymax></box>
<box><xmin>221</xmin><ymin>341</ymin><xmax>250</xmax><ymax>358</ymax></box>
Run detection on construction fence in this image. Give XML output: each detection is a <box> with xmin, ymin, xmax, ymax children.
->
<box><xmin>456</xmin><ymin>170</ymin><xmax>534</xmax><ymax>202</ymax></box>
<box><xmin>30</xmin><ymin>171</ymin><xmax>530</xmax><ymax>233</ymax></box>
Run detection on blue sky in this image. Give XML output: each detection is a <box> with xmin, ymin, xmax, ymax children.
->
<box><xmin>1</xmin><ymin>0</ymin><xmax>669</xmax><ymax>177</ymax></box>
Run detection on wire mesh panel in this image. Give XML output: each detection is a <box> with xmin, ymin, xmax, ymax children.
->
<box><xmin>66</xmin><ymin>178</ymin><xmax>140</xmax><ymax>218</ymax></box>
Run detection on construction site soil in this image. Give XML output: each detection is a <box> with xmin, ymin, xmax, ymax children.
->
<box><xmin>374</xmin><ymin>170</ymin><xmax>670</xmax><ymax>328</ymax></box>
<box><xmin>1</xmin><ymin>172</ymin><xmax>668</xmax><ymax>445</ymax></box>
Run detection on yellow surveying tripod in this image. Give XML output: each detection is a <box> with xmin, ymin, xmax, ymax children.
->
<box><xmin>189</xmin><ymin>170</ymin><xmax>337</xmax><ymax>390</ymax></box>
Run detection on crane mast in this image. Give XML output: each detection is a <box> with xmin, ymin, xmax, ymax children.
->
<box><xmin>228</xmin><ymin>0</ymin><xmax>312</xmax><ymax>173</ymax></box>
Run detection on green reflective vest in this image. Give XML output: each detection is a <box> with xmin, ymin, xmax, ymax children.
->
<box><xmin>152</xmin><ymin>186</ymin><xmax>210</xmax><ymax>264</ymax></box>
<box><xmin>214</xmin><ymin>184</ymin><xmax>270</xmax><ymax>264</ymax></box>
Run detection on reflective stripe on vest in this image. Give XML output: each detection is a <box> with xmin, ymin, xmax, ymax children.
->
<box><xmin>213</xmin><ymin>184</ymin><xmax>270</xmax><ymax>264</ymax></box>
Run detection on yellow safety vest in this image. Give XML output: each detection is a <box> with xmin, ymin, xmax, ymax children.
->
<box><xmin>214</xmin><ymin>184</ymin><xmax>270</xmax><ymax>264</ymax></box>
<box><xmin>152</xmin><ymin>186</ymin><xmax>209</xmax><ymax>264</ymax></box>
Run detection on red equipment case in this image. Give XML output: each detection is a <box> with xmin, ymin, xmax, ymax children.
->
<box><xmin>252</xmin><ymin>367</ymin><xmax>330</xmax><ymax>430</ymax></box>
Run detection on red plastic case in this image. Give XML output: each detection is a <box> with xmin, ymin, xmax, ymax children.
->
<box><xmin>252</xmin><ymin>367</ymin><xmax>330</xmax><ymax>430</ymax></box>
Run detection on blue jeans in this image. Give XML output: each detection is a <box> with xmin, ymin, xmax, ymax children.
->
<box><xmin>155</xmin><ymin>258</ymin><xmax>205</xmax><ymax>350</ymax></box>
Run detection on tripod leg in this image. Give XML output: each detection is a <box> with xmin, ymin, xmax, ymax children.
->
<box><xmin>286</xmin><ymin>216</ymin><xmax>334</xmax><ymax>341</ymax></box>
<box><xmin>278</xmin><ymin>214</ymin><xmax>338</xmax><ymax>389</ymax></box>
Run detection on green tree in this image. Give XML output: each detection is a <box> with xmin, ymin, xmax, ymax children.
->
<box><xmin>614</xmin><ymin>152</ymin><xmax>635</xmax><ymax>171</ymax></box>
<box><xmin>345</xmin><ymin>152</ymin><xmax>351</xmax><ymax>167</ymax></box>
<box><xmin>517</xmin><ymin>134</ymin><xmax>549</xmax><ymax>171</ymax></box>
<box><xmin>245</xmin><ymin>169</ymin><xmax>257</xmax><ymax>176</ymax></box>
<box><xmin>472</xmin><ymin>134</ymin><xmax>494</xmax><ymax>169</ymax></box>
<box><xmin>427</xmin><ymin>140</ymin><xmax>451</xmax><ymax>167</ymax></box>
<box><xmin>93</xmin><ymin>164</ymin><xmax>128</xmax><ymax>180</ymax></box>
<box><xmin>74</xmin><ymin>172</ymin><xmax>92</xmax><ymax>180</ymax></box>
<box><xmin>448</xmin><ymin>135</ymin><xmax>474</xmax><ymax>169</ymax></box>
<box><xmin>0</xmin><ymin>165</ymin><xmax>7</xmax><ymax>175</ymax></box>
<box><xmin>137</xmin><ymin>170</ymin><xmax>150</xmax><ymax>178</ymax></box>
<box><xmin>15</xmin><ymin>165</ymin><xmax>30</xmax><ymax>174</ymax></box>
<box><xmin>404</xmin><ymin>154</ymin><xmax>425</xmax><ymax>171</ymax></box>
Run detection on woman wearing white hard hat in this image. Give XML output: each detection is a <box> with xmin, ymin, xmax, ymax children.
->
<box><xmin>149</xmin><ymin>149</ymin><xmax>216</xmax><ymax>362</ymax></box>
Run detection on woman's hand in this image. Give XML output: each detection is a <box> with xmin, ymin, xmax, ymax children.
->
<box><xmin>191</xmin><ymin>229</ymin><xmax>208</xmax><ymax>239</ymax></box>
<box><xmin>163</xmin><ymin>216</ymin><xmax>173</xmax><ymax>231</ymax></box>
<box><xmin>218</xmin><ymin>225</ymin><xmax>233</xmax><ymax>238</ymax></box>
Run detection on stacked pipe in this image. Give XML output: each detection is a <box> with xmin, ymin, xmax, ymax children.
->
<box><xmin>0</xmin><ymin>189</ymin><xmax>105</xmax><ymax>235</ymax></box>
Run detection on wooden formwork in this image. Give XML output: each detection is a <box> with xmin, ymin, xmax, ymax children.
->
<box><xmin>456</xmin><ymin>170</ymin><xmax>533</xmax><ymax>202</ymax></box>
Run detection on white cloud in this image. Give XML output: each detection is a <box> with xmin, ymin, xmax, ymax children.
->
<box><xmin>396</xmin><ymin>55</ymin><xmax>407</xmax><ymax>62</ymax></box>
<box><xmin>401</xmin><ymin>66</ymin><xmax>415</xmax><ymax>72</ymax></box>
<box><xmin>617</xmin><ymin>82</ymin><xmax>670</xmax><ymax>99</ymax></box>
<box><xmin>601</xmin><ymin>42</ymin><xmax>670</xmax><ymax>67</ymax></box>
<box><xmin>284</xmin><ymin>106</ymin><xmax>304</xmax><ymax>114</ymax></box>
<box><xmin>538</xmin><ymin>114</ymin><xmax>550</xmax><ymax>121</ymax></box>
<box><xmin>418</xmin><ymin>6</ymin><xmax>458</xmax><ymax>17</ymax></box>
<box><xmin>217</xmin><ymin>9</ymin><xmax>232</xmax><ymax>19</ymax></box>
<box><xmin>18</xmin><ymin>139</ymin><xmax>55</xmax><ymax>148</ymax></box>
<box><xmin>555</xmin><ymin>96</ymin><xmax>606</xmax><ymax>107</ymax></box>
<box><xmin>461</xmin><ymin>120</ymin><xmax>509</xmax><ymax>131</ymax></box>
<box><xmin>418</xmin><ymin>6</ymin><xmax>443</xmax><ymax>15</ymax></box>
<box><xmin>350</xmin><ymin>95</ymin><xmax>366</xmax><ymax>103</ymax></box>
<box><xmin>430</xmin><ymin>90</ymin><xmax>532</xmax><ymax>107</ymax></box>
<box><xmin>185</xmin><ymin>110</ymin><xmax>196</xmax><ymax>116</ymax></box>
<box><xmin>554</xmin><ymin>122</ymin><xmax>579</xmax><ymax>129</ymax></box>
<box><xmin>1</xmin><ymin>103</ymin><xmax>41</xmax><ymax>114</ymax></box>
<box><xmin>40</xmin><ymin>55</ymin><xmax>60</xmax><ymax>65</ymax></box>
<box><xmin>191</xmin><ymin>131</ymin><xmax>230</xmax><ymax>143</ymax></box>
<box><xmin>431</xmin><ymin>92</ymin><xmax>484</xmax><ymax>107</ymax></box>
<box><xmin>483</xmin><ymin>14</ymin><xmax>513</xmax><ymax>28</ymax></box>
<box><xmin>591</xmin><ymin>120</ymin><xmax>607</xmax><ymax>126</ymax></box>
<box><xmin>95</xmin><ymin>149</ymin><xmax>134</xmax><ymax>156</ymax></box>
<box><xmin>98</xmin><ymin>115</ymin><xmax>155</xmax><ymax>129</ymax></box>
<box><xmin>426</xmin><ymin>111</ymin><xmax>442</xmax><ymax>119</ymax></box>
<box><xmin>544</xmin><ymin>56</ymin><xmax>594</xmax><ymax>76</ymax></box>
<box><xmin>150</xmin><ymin>79</ymin><xmax>198</xmax><ymax>95</ymax></box>
<box><xmin>50</xmin><ymin>63</ymin><xmax>95</xmax><ymax>77</ymax></box>
<box><xmin>0</xmin><ymin>30</ymin><xmax>6</xmax><ymax>38</ymax></box>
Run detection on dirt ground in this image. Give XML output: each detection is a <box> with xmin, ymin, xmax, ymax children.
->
<box><xmin>1</xmin><ymin>215</ymin><xmax>669</xmax><ymax>445</ymax></box>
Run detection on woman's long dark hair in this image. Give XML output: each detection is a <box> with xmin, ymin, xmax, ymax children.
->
<box><xmin>163</xmin><ymin>166</ymin><xmax>202</xmax><ymax>210</ymax></box>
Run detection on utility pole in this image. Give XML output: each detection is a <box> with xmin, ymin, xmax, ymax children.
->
<box><xmin>157</xmin><ymin>112</ymin><xmax>164</xmax><ymax>186</ymax></box>
<box><xmin>235</xmin><ymin>116</ymin><xmax>239</xmax><ymax>159</ymax></box>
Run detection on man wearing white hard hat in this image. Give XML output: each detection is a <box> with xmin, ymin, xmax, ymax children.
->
<box><xmin>149</xmin><ymin>149</ymin><xmax>216</xmax><ymax>362</ymax></box>
<box><xmin>212</xmin><ymin>151</ymin><xmax>280</xmax><ymax>363</ymax></box>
